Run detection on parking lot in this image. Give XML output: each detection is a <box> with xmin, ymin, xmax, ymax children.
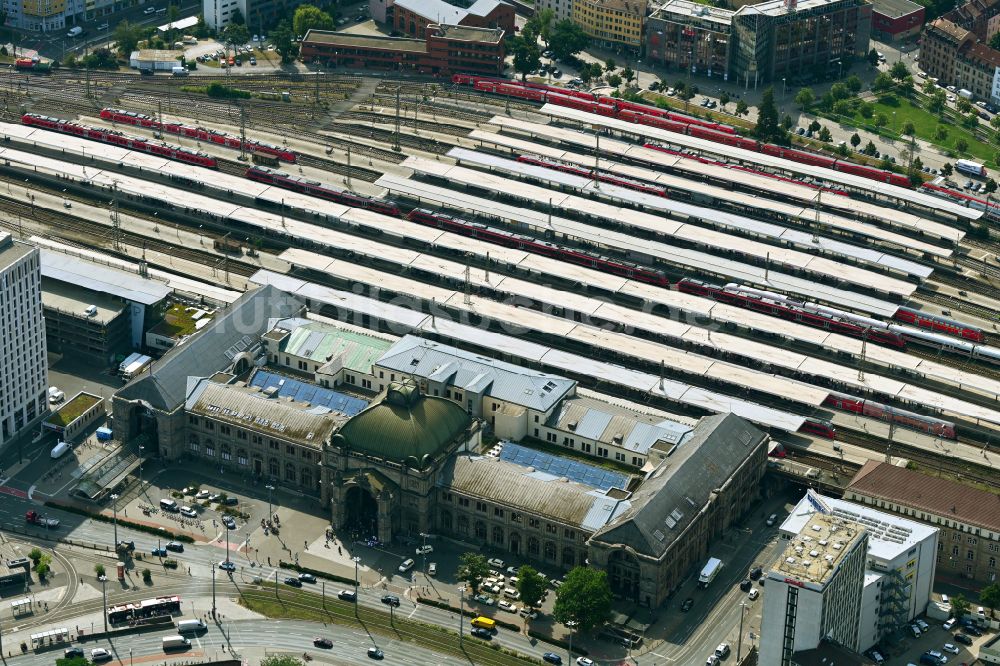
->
<box><xmin>880</xmin><ymin>616</ymin><xmax>993</xmax><ymax>665</ymax></box>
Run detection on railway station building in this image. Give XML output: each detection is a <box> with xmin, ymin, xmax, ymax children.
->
<box><xmin>376</xmin><ymin>0</ymin><xmax>515</xmax><ymax>38</ymax></box>
<box><xmin>299</xmin><ymin>24</ymin><xmax>506</xmax><ymax>77</ymax></box>
<box><xmin>845</xmin><ymin>461</ymin><xmax>1000</xmax><ymax>589</ymax></box>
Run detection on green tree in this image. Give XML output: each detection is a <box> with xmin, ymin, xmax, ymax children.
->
<box><xmin>622</xmin><ymin>66</ymin><xmax>635</xmax><ymax>85</ymax></box>
<box><xmin>833</xmin><ymin>99</ymin><xmax>853</xmax><ymax>116</ymax></box>
<box><xmin>902</xmin><ymin>121</ymin><xmax>915</xmax><ymax>137</ymax></box>
<box><xmin>957</xmin><ymin>97</ymin><xmax>973</xmax><ymax>114</ymax></box>
<box><xmin>552</xmin><ymin>567</ymin><xmax>612</xmax><ymax>633</ymax></box>
<box><xmin>818</xmin><ymin>126</ymin><xmax>832</xmax><ymax>142</ymax></box>
<box><xmin>808</xmin><ymin>119</ymin><xmax>821</xmax><ymax>132</ymax></box>
<box><xmin>548</xmin><ymin>19</ymin><xmax>589</xmax><ymax>62</ymax></box>
<box><xmin>890</xmin><ymin>60</ymin><xmax>909</xmax><ymax>81</ymax></box>
<box><xmin>929</xmin><ymin>90</ymin><xmax>947</xmax><ymax>115</ymax></box>
<box><xmin>874</xmin><ymin>113</ymin><xmax>888</xmax><ymax>128</ymax></box>
<box><xmin>781</xmin><ymin>113</ymin><xmax>793</xmax><ymax>130</ymax></box>
<box><xmin>864</xmin><ymin>139</ymin><xmax>878</xmax><ymax>155</ymax></box>
<box><xmin>457</xmin><ymin>552</ymin><xmax>489</xmax><ymax>595</ymax></box>
<box><xmin>912</xmin><ymin>156</ymin><xmax>923</xmax><ymax>171</ymax></box>
<box><xmin>734</xmin><ymin>99</ymin><xmax>749</xmax><ymax>118</ymax></box>
<box><xmin>794</xmin><ymin>87</ymin><xmax>814</xmax><ymax>109</ymax></box>
<box><xmin>830</xmin><ymin>82</ymin><xmax>849</xmax><ymax>100</ymax></box>
<box><xmin>941</xmin><ymin>162</ymin><xmax>953</xmax><ymax>176</ymax></box>
<box><xmin>935</xmin><ymin>126</ymin><xmax>949</xmax><ymax>141</ymax></box>
<box><xmin>229</xmin><ymin>6</ymin><xmax>245</xmax><ymax>24</ymax></box>
<box><xmin>525</xmin><ymin>7</ymin><xmax>554</xmax><ymax>45</ymax></box>
<box><xmin>991</xmin><ymin>114</ymin><xmax>1000</xmax><ymax>130</ymax></box>
<box><xmin>849</xmin><ymin>133</ymin><xmax>860</xmax><ymax>149</ymax></box>
<box><xmin>293</xmin><ymin>5</ymin><xmax>334</xmax><ymax>37</ymax></box>
<box><xmin>222</xmin><ymin>22</ymin><xmax>250</xmax><ymax>48</ymax></box>
<box><xmin>991</xmin><ymin>32</ymin><xmax>1000</xmax><ymax>50</ymax></box>
<box><xmin>29</xmin><ymin>547</ymin><xmax>43</xmax><ymax>563</ymax></box>
<box><xmin>867</xmin><ymin>47</ymin><xmax>880</xmax><ymax>67</ymax></box>
<box><xmin>719</xmin><ymin>92</ymin><xmax>730</xmax><ymax>109</ymax></box>
<box><xmin>270</xmin><ymin>20</ymin><xmax>296</xmax><ymax>63</ymax></box>
<box><xmin>753</xmin><ymin>87</ymin><xmax>781</xmax><ymax>143</ymax></box>
<box><xmin>509</xmin><ymin>35</ymin><xmax>541</xmax><ymax>80</ymax></box>
<box><xmin>951</xmin><ymin>593</ymin><xmax>971</xmax><ymax>620</ymax></box>
<box><xmin>260</xmin><ymin>656</ymin><xmax>305</xmax><ymax>666</ymax></box>
<box><xmin>872</xmin><ymin>71</ymin><xmax>895</xmax><ymax>94</ymax></box>
<box><xmin>94</xmin><ymin>563</ymin><xmax>106</xmax><ymax>578</ymax></box>
<box><xmin>56</xmin><ymin>657</ymin><xmax>89</xmax><ymax>666</ymax></box>
<box><xmin>956</xmin><ymin>138</ymin><xmax>969</xmax><ymax>153</ymax></box>
<box><xmin>837</xmin><ymin>143</ymin><xmax>850</xmax><ymax>156</ymax></box>
<box><xmin>859</xmin><ymin>101</ymin><xmax>875</xmax><ymax>118</ymax></box>
<box><xmin>908</xmin><ymin>167</ymin><xmax>923</xmax><ymax>185</ymax></box>
<box><xmin>845</xmin><ymin>74</ymin><xmax>862</xmax><ymax>94</ymax></box>
<box><xmin>985</xmin><ymin>178</ymin><xmax>998</xmax><ymax>194</ymax></box>
<box><xmin>113</xmin><ymin>20</ymin><xmax>142</xmax><ymax>56</ymax></box>
<box><xmin>607</xmin><ymin>73</ymin><xmax>622</xmax><ymax>88</ymax></box>
<box><xmin>515</xmin><ymin>565</ymin><xmax>547</xmax><ymax>612</ymax></box>
<box><xmin>604</xmin><ymin>57</ymin><xmax>616</xmax><ymax>73</ymax></box>
<box><xmin>923</xmin><ymin>79</ymin><xmax>937</xmax><ymax>94</ymax></box>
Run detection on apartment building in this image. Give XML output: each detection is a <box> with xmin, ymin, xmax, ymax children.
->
<box><xmin>572</xmin><ymin>0</ymin><xmax>647</xmax><ymax>53</ymax></box>
<box><xmin>0</xmin><ymin>233</ymin><xmax>48</xmax><ymax>452</ymax></box>
<box><xmin>845</xmin><ymin>461</ymin><xmax>1000</xmax><ymax>589</ymax></box>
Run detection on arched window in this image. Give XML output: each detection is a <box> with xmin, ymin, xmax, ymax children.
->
<box><xmin>300</xmin><ymin>468</ymin><xmax>312</xmax><ymax>488</ymax></box>
<box><xmin>527</xmin><ymin>537</ymin><xmax>539</xmax><ymax>556</ymax></box>
<box><xmin>457</xmin><ymin>514</ymin><xmax>468</xmax><ymax>535</ymax></box>
<box><xmin>269</xmin><ymin>457</ymin><xmax>279</xmax><ymax>476</ymax></box>
<box><xmin>562</xmin><ymin>548</ymin><xmax>575</xmax><ymax>567</ymax></box>
<box><xmin>237</xmin><ymin>449</ymin><xmax>248</xmax><ymax>466</ymax></box>
<box><xmin>475</xmin><ymin>520</ymin><xmax>486</xmax><ymax>539</ymax></box>
<box><xmin>543</xmin><ymin>541</ymin><xmax>557</xmax><ymax>561</ymax></box>
<box><xmin>285</xmin><ymin>463</ymin><xmax>296</xmax><ymax>482</ymax></box>
<box><xmin>441</xmin><ymin>510</ymin><xmax>453</xmax><ymax>531</ymax></box>
<box><xmin>492</xmin><ymin>526</ymin><xmax>504</xmax><ymax>545</ymax></box>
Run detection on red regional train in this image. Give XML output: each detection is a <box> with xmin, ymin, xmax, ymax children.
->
<box><xmin>676</xmin><ymin>279</ymin><xmax>907</xmax><ymax>349</ymax></box>
<box><xmin>99</xmin><ymin>107</ymin><xmax>297</xmax><ymax>163</ymax></box>
<box><xmin>800</xmin><ymin>419</ymin><xmax>836</xmax><ymax>439</ymax></box>
<box><xmin>407</xmin><ymin>208</ymin><xmax>671</xmax><ymax>287</ymax></box>
<box><xmin>893</xmin><ymin>306</ymin><xmax>985</xmax><ymax>343</ymax></box>
<box><xmin>246</xmin><ymin>166</ymin><xmax>403</xmax><ymax>217</ymax></box>
<box><xmin>823</xmin><ymin>392</ymin><xmax>957</xmax><ymax>439</ymax></box>
<box><xmin>22</xmin><ymin>113</ymin><xmax>217</xmax><ymax>168</ymax></box>
<box><xmin>453</xmin><ymin>74</ymin><xmax>911</xmax><ymax>189</ymax></box>
<box><xmin>516</xmin><ymin>155</ymin><xmax>669</xmax><ymax>196</ymax></box>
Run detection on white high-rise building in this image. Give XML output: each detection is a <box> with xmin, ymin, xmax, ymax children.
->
<box><xmin>759</xmin><ymin>513</ymin><xmax>869</xmax><ymax>666</ymax></box>
<box><xmin>0</xmin><ymin>233</ymin><xmax>48</xmax><ymax>451</ymax></box>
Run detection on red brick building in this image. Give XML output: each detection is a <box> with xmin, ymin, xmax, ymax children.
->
<box><xmin>391</xmin><ymin>0</ymin><xmax>514</xmax><ymax>38</ymax></box>
<box><xmin>871</xmin><ymin>0</ymin><xmax>925</xmax><ymax>41</ymax></box>
<box><xmin>300</xmin><ymin>24</ymin><xmax>506</xmax><ymax>77</ymax></box>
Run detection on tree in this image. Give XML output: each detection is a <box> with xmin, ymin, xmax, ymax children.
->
<box><xmin>923</xmin><ymin>79</ymin><xmax>937</xmax><ymax>94</ymax></box>
<box><xmin>552</xmin><ymin>567</ymin><xmax>612</xmax><ymax>633</ymax></box>
<box><xmin>901</xmin><ymin>121</ymin><xmax>915</xmax><ymax>138</ymax></box>
<box><xmin>56</xmin><ymin>657</ymin><xmax>90</xmax><ymax>666</ymax></box>
<box><xmin>830</xmin><ymin>82</ymin><xmax>849</xmax><ymax>101</ymax></box>
<box><xmin>94</xmin><ymin>563</ymin><xmax>106</xmax><ymax>578</ymax></box>
<box><xmin>890</xmin><ymin>60</ymin><xmax>909</xmax><ymax>81</ymax></box>
<box><xmin>808</xmin><ymin>119</ymin><xmax>821</xmax><ymax>132</ymax></box>
<box><xmin>956</xmin><ymin>138</ymin><xmax>969</xmax><ymax>153</ymax></box>
<box><xmin>293</xmin><ymin>5</ymin><xmax>334</xmax><ymax>37</ymax></box>
<box><xmin>549</xmin><ymin>20</ymin><xmax>590</xmax><ymax>62</ymax></box>
<box><xmin>734</xmin><ymin>100</ymin><xmax>749</xmax><ymax>118</ymax></box>
<box><xmin>457</xmin><ymin>552</ymin><xmax>489</xmax><ymax>595</ymax></box>
<box><xmin>29</xmin><ymin>547</ymin><xmax>42</xmax><ymax>563</ymax></box>
<box><xmin>991</xmin><ymin>31</ymin><xmax>1000</xmax><ymax>50</ymax></box>
<box><xmin>859</xmin><ymin>101</ymin><xmax>875</xmax><ymax>118</ymax></box>
<box><xmin>912</xmin><ymin>156</ymin><xmax>923</xmax><ymax>171</ymax></box>
<box><xmin>929</xmin><ymin>90</ymin><xmax>947</xmax><ymax>115</ymax></box>
<box><xmin>260</xmin><ymin>656</ymin><xmax>305</xmax><ymax>666</ymax></box>
<box><xmin>986</xmin><ymin>178</ymin><xmax>998</xmax><ymax>194</ymax></box>
<box><xmin>781</xmin><ymin>113</ymin><xmax>793</xmax><ymax>130</ymax></box>
<box><xmin>270</xmin><ymin>20</ymin><xmax>296</xmax><ymax>63</ymax></box>
<box><xmin>845</xmin><ymin>74</ymin><xmax>862</xmax><ymax>94</ymax></box>
<box><xmin>850</xmin><ymin>132</ymin><xmax>861</xmax><ymax>149</ymax></box>
<box><xmin>951</xmin><ymin>593</ymin><xmax>971</xmax><ymax>621</ymax></box>
<box><xmin>957</xmin><ymin>97</ymin><xmax>973</xmax><ymax>114</ymax></box>
<box><xmin>229</xmin><ymin>6</ymin><xmax>245</xmax><ymax>24</ymax></box>
<box><xmin>753</xmin><ymin>87</ymin><xmax>782</xmax><ymax>143</ymax></box>
<box><xmin>525</xmin><ymin>7</ymin><xmax>554</xmax><ymax>45</ymax></box>
<box><xmin>874</xmin><ymin>113</ymin><xmax>888</xmax><ymax>128</ymax></box>
<box><xmin>516</xmin><ymin>565</ymin><xmax>547</xmax><ymax>613</ymax></box>
<box><xmin>872</xmin><ymin>71</ymin><xmax>895</xmax><ymax>94</ymax></box>
<box><xmin>222</xmin><ymin>22</ymin><xmax>250</xmax><ymax>48</ymax></box>
<box><xmin>622</xmin><ymin>66</ymin><xmax>635</xmax><ymax>85</ymax></box>
<box><xmin>864</xmin><ymin>139</ymin><xmax>878</xmax><ymax>155</ymax></box>
<box><xmin>604</xmin><ymin>57</ymin><xmax>616</xmax><ymax>73</ymax></box>
<box><xmin>509</xmin><ymin>35</ymin><xmax>541</xmax><ymax>80</ymax></box>
<box><xmin>868</xmin><ymin>47</ymin><xmax>880</xmax><ymax>67</ymax></box>
<box><xmin>981</xmin><ymin>582</ymin><xmax>1000</xmax><ymax>619</ymax></box>
<box><xmin>719</xmin><ymin>92</ymin><xmax>730</xmax><ymax>109</ymax></box>
<box><xmin>837</xmin><ymin>143</ymin><xmax>850</xmax><ymax>156</ymax></box>
<box><xmin>818</xmin><ymin>126</ymin><xmax>832</xmax><ymax>142</ymax></box>
<box><xmin>142</xmin><ymin>568</ymin><xmax>152</xmax><ymax>583</ymax></box>
<box><xmin>113</xmin><ymin>20</ymin><xmax>141</xmax><ymax>56</ymax></box>
<box><xmin>607</xmin><ymin>73</ymin><xmax>622</xmax><ymax>88</ymax></box>
<box><xmin>942</xmin><ymin>162</ymin><xmax>953</xmax><ymax>176</ymax></box>
<box><xmin>833</xmin><ymin>99</ymin><xmax>853</xmax><ymax>116</ymax></box>
<box><xmin>794</xmin><ymin>87</ymin><xmax>814</xmax><ymax>109</ymax></box>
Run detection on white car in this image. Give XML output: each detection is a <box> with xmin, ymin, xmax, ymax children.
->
<box><xmin>498</xmin><ymin>600</ymin><xmax>517</xmax><ymax>612</ymax></box>
<box><xmin>398</xmin><ymin>558</ymin><xmax>415</xmax><ymax>573</ymax></box>
<box><xmin>576</xmin><ymin>659</ymin><xmax>595</xmax><ymax>666</ymax></box>
<box><xmin>180</xmin><ymin>506</ymin><xmax>197</xmax><ymax>518</ymax></box>
<box><xmin>91</xmin><ymin>648</ymin><xmax>112</xmax><ymax>661</ymax></box>
<box><xmin>943</xmin><ymin>618</ymin><xmax>956</xmax><ymax>630</ymax></box>
<box><xmin>428</xmin><ymin>563</ymin><xmax>437</xmax><ymax>576</ymax></box>
<box><xmin>195</xmin><ymin>489</ymin><xmax>210</xmax><ymax>499</ymax></box>
<box><xmin>943</xmin><ymin>644</ymin><xmax>959</xmax><ymax>655</ymax></box>
<box><xmin>218</xmin><ymin>560</ymin><xmax>236</xmax><ymax>572</ymax></box>
<box><xmin>748</xmin><ymin>588</ymin><xmax>760</xmax><ymax>600</ymax></box>
<box><xmin>766</xmin><ymin>514</ymin><xmax>777</xmax><ymax>526</ymax></box>
<box><xmin>416</xmin><ymin>545</ymin><xmax>433</xmax><ymax>555</ymax></box>
<box><xmin>487</xmin><ymin>558</ymin><xmax>505</xmax><ymax>568</ymax></box>
<box><xmin>519</xmin><ymin>607</ymin><xmax>539</xmax><ymax>619</ymax></box>
<box><xmin>928</xmin><ymin>651</ymin><xmax>947</xmax><ymax>663</ymax></box>
<box><xmin>917</xmin><ymin>619</ymin><xmax>930</xmax><ymax>631</ymax></box>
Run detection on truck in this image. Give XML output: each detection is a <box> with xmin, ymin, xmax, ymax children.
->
<box><xmin>120</xmin><ymin>355</ymin><xmax>153</xmax><ymax>381</ymax></box>
<box><xmin>25</xmin><ymin>511</ymin><xmax>60</xmax><ymax>528</ymax></box>
<box><xmin>956</xmin><ymin>159</ymin><xmax>987</xmax><ymax>178</ymax></box>
<box><xmin>66</xmin><ymin>26</ymin><xmax>83</xmax><ymax>37</ymax></box>
<box><xmin>958</xmin><ymin>88</ymin><xmax>974</xmax><ymax>100</ymax></box>
<box><xmin>698</xmin><ymin>557</ymin><xmax>723</xmax><ymax>588</ymax></box>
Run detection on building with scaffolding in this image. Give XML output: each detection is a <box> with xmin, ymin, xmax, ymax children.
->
<box><xmin>761</xmin><ymin>490</ymin><xmax>938</xmax><ymax>664</ymax></box>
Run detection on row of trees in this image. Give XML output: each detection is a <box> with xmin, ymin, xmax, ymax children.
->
<box><xmin>457</xmin><ymin>552</ymin><xmax>612</xmax><ymax>632</ymax></box>
<box><xmin>508</xmin><ymin>8</ymin><xmax>590</xmax><ymax>81</ymax></box>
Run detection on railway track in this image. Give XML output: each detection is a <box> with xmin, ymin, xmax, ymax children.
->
<box><xmin>918</xmin><ymin>289</ymin><xmax>1000</xmax><ymax>324</ymax></box>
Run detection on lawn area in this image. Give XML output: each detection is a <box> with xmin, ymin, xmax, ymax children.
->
<box><xmin>148</xmin><ymin>303</ymin><xmax>210</xmax><ymax>339</ymax></box>
<box><xmin>841</xmin><ymin>96</ymin><xmax>996</xmax><ymax>164</ymax></box>
<box><xmin>45</xmin><ymin>393</ymin><xmax>101</xmax><ymax>428</ymax></box>
<box><xmin>239</xmin><ymin>588</ymin><xmax>538</xmax><ymax>665</ymax></box>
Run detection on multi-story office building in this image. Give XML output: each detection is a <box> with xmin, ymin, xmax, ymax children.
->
<box><xmin>759</xmin><ymin>513</ymin><xmax>869</xmax><ymax>666</ymax></box>
<box><xmin>731</xmin><ymin>0</ymin><xmax>872</xmax><ymax>86</ymax></box>
<box><xmin>845</xmin><ymin>461</ymin><xmax>1000</xmax><ymax>588</ymax></box>
<box><xmin>0</xmin><ymin>233</ymin><xmax>48</xmax><ymax>452</ymax></box>
<box><xmin>572</xmin><ymin>0</ymin><xmax>647</xmax><ymax>53</ymax></box>
<box><xmin>780</xmin><ymin>491</ymin><xmax>939</xmax><ymax>652</ymax></box>
<box><xmin>646</xmin><ymin>0</ymin><xmax>733</xmax><ymax>80</ymax></box>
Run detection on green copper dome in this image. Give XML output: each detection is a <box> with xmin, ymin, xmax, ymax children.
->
<box><xmin>332</xmin><ymin>379</ymin><xmax>471</xmax><ymax>468</ymax></box>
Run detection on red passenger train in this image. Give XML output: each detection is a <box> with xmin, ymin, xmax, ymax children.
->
<box><xmin>246</xmin><ymin>166</ymin><xmax>403</xmax><ymax>217</ymax></box>
<box><xmin>823</xmin><ymin>393</ymin><xmax>957</xmax><ymax>439</ymax></box>
<box><xmin>799</xmin><ymin>419</ymin><xmax>836</xmax><ymax>439</ymax></box>
<box><xmin>99</xmin><ymin>108</ymin><xmax>297</xmax><ymax>163</ymax></box>
<box><xmin>22</xmin><ymin>114</ymin><xmax>217</xmax><ymax>168</ymax></box>
<box><xmin>516</xmin><ymin>155</ymin><xmax>669</xmax><ymax>196</ymax></box>
<box><xmin>407</xmin><ymin>208</ymin><xmax>671</xmax><ymax>287</ymax></box>
<box><xmin>676</xmin><ymin>279</ymin><xmax>907</xmax><ymax>349</ymax></box>
<box><xmin>893</xmin><ymin>306</ymin><xmax>985</xmax><ymax>343</ymax></box>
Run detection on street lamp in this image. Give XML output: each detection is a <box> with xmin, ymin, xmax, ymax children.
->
<box><xmin>419</xmin><ymin>532</ymin><xmax>428</xmax><ymax>575</ymax></box>
<box><xmin>458</xmin><ymin>586</ymin><xmax>466</xmax><ymax>647</ymax></box>
<box><xmin>565</xmin><ymin>620</ymin><xmax>577</xmax><ymax>664</ymax></box>
<box><xmin>138</xmin><ymin>444</ymin><xmax>144</xmax><ymax>495</ymax></box>
<box><xmin>266</xmin><ymin>484</ymin><xmax>275</xmax><ymax>521</ymax></box>
<box><xmin>110</xmin><ymin>493</ymin><xmax>120</xmax><ymax>548</ymax></box>
<box><xmin>211</xmin><ymin>562</ymin><xmax>217</xmax><ymax>618</ymax></box>
<box><xmin>353</xmin><ymin>556</ymin><xmax>361</xmax><ymax>618</ymax></box>
<box><xmin>737</xmin><ymin>601</ymin><xmax>749</xmax><ymax>660</ymax></box>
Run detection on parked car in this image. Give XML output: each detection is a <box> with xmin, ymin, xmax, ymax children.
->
<box><xmin>943</xmin><ymin>644</ymin><xmax>959</xmax><ymax>654</ymax></box>
<box><xmin>740</xmin><ymin>579</ymin><xmax>752</xmax><ymax>592</ymax></box>
<box><xmin>428</xmin><ymin>562</ymin><xmax>437</xmax><ymax>576</ymax></box>
<box><xmin>208</xmin><ymin>493</ymin><xmax>223</xmax><ymax>502</ymax></box>
<box><xmin>953</xmin><ymin>633</ymin><xmax>973</xmax><ymax>646</ymax></box>
<box><xmin>576</xmin><ymin>659</ymin><xmax>595</xmax><ymax>666</ymax></box>
<box><xmin>381</xmin><ymin>594</ymin><xmax>400</xmax><ymax>607</ymax></box>
<box><xmin>222</xmin><ymin>516</ymin><xmax>236</xmax><ymax>530</ymax></box>
<box><xmin>416</xmin><ymin>545</ymin><xmax>433</xmax><ymax>555</ymax></box>
<box><xmin>916</xmin><ymin>619</ymin><xmax>929</xmax><ymax>632</ymax></box>
<box><xmin>543</xmin><ymin>653</ymin><xmax>563</xmax><ymax>665</ymax></box>
<box><xmin>748</xmin><ymin>588</ymin><xmax>760</xmax><ymax>600</ymax></box>
<box><xmin>195</xmin><ymin>489</ymin><xmax>210</xmax><ymax>499</ymax></box>
<box><xmin>766</xmin><ymin>514</ymin><xmax>778</xmax><ymax>526</ymax></box>
<box><xmin>91</xmin><ymin>649</ymin><xmax>112</xmax><ymax>661</ymax></box>
<box><xmin>474</xmin><ymin>593</ymin><xmax>495</xmax><ymax>605</ymax></box>
<box><xmin>64</xmin><ymin>647</ymin><xmax>84</xmax><ymax>658</ymax></box>
<box><xmin>498</xmin><ymin>600</ymin><xmax>517</xmax><ymax>612</ymax></box>
<box><xmin>487</xmin><ymin>558</ymin><xmax>505</xmax><ymax>568</ymax></box>
<box><xmin>943</xmin><ymin>618</ymin><xmax>957</xmax><ymax>630</ymax></box>
<box><xmin>715</xmin><ymin>643</ymin><xmax>731</xmax><ymax>658</ymax></box>
<box><xmin>180</xmin><ymin>506</ymin><xmax>197</xmax><ymax>518</ymax></box>
<box><xmin>749</xmin><ymin>567</ymin><xmax>763</xmax><ymax>580</ymax></box>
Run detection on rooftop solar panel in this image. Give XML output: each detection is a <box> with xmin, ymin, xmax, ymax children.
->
<box><xmin>499</xmin><ymin>442</ymin><xmax>629</xmax><ymax>491</ymax></box>
<box><xmin>250</xmin><ymin>370</ymin><xmax>369</xmax><ymax>417</ymax></box>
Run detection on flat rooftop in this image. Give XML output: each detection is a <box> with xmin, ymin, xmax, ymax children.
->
<box><xmin>41</xmin><ymin>278</ymin><xmax>125</xmax><ymax>325</ymax></box>
<box><xmin>781</xmin><ymin>491</ymin><xmax>937</xmax><ymax>564</ymax></box>
<box><xmin>652</xmin><ymin>0</ymin><xmax>734</xmax><ymax>23</ymax></box>
<box><xmin>430</xmin><ymin>23</ymin><xmax>504</xmax><ymax>43</ymax></box>
<box><xmin>871</xmin><ymin>0</ymin><xmax>923</xmax><ymax>17</ymax></box>
<box><xmin>45</xmin><ymin>392</ymin><xmax>102</xmax><ymax>428</ymax></box>
<box><xmin>148</xmin><ymin>302</ymin><xmax>214</xmax><ymax>340</ymax></box>
<box><xmin>0</xmin><ymin>233</ymin><xmax>33</xmax><ymax>271</ymax></box>
<box><xmin>771</xmin><ymin>513</ymin><xmax>866</xmax><ymax>589</ymax></box>
<box><xmin>738</xmin><ymin>0</ymin><xmax>857</xmax><ymax>16</ymax></box>
<box><xmin>40</xmin><ymin>249</ymin><xmax>171</xmax><ymax>306</ymax></box>
<box><xmin>303</xmin><ymin>29</ymin><xmax>427</xmax><ymax>52</ymax></box>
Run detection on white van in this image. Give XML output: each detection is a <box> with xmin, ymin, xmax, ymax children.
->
<box><xmin>161</xmin><ymin>635</ymin><xmax>190</xmax><ymax>650</ymax></box>
<box><xmin>176</xmin><ymin>619</ymin><xmax>206</xmax><ymax>633</ymax></box>
<box><xmin>171</xmin><ymin>66</ymin><xmax>188</xmax><ymax>77</ymax></box>
<box><xmin>50</xmin><ymin>441</ymin><xmax>70</xmax><ymax>459</ymax></box>
<box><xmin>159</xmin><ymin>498</ymin><xmax>179</xmax><ymax>512</ymax></box>
<box><xmin>48</xmin><ymin>387</ymin><xmax>65</xmax><ymax>403</ymax></box>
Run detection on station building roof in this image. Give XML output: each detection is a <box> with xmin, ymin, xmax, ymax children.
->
<box><xmin>40</xmin><ymin>248</ymin><xmax>171</xmax><ymax>306</ymax></box>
